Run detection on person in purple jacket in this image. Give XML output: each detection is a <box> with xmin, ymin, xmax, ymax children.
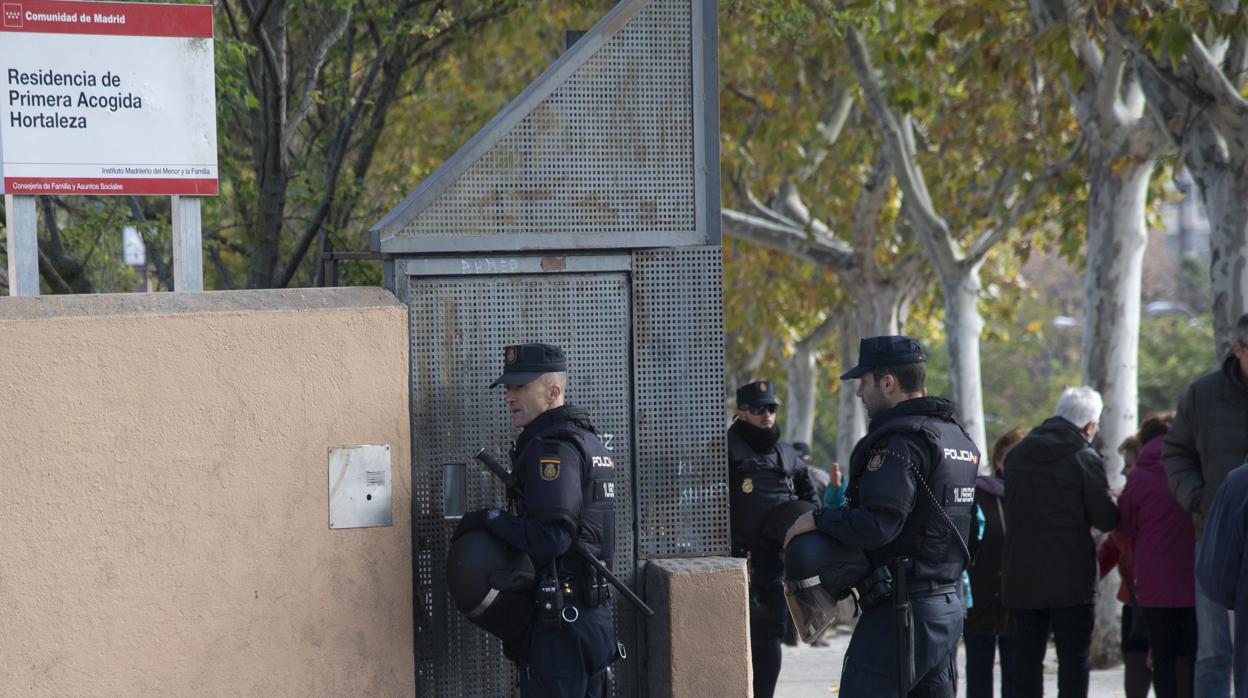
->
<box><xmin>1118</xmin><ymin>412</ymin><xmax>1195</xmax><ymax>698</ymax></box>
<box><xmin>1196</xmin><ymin>462</ymin><xmax>1248</xmax><ymax>698</ymax></box>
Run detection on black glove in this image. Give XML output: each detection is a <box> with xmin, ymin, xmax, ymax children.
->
<box><xmin>452</xmin><ymin>508</ymin><xmax>492</xmax><ymax>541</ymax></box>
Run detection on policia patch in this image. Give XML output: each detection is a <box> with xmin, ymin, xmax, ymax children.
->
<box><xmin>540</xmin><ymin>458</ymin><xmax>560</xmax><ymax>481</ymax></box>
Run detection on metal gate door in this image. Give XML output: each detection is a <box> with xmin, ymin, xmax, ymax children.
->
<box><xmin>407</xmin><ymin>272</ymin><xmax>635</xmax><ymax>696</ymax></box>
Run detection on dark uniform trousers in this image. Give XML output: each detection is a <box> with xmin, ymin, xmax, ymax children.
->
<box><xmin>748</xmin><ymin>553</ymin><xmax>788</xmax><ymax>697</ymax></box>
<box><xmin>518</xmin><ymin>604</ymin><xmax>615</xmax><ymax>698</ymax></box>
<box><xmin>818</xmin><ymin>397</ymin><xmax>978</xmax><ymax>698</ymax></box>
<box><xmin>841</xmin><ymin>590</ymin><xmax>964</xmax><ymax>697</ymax></box>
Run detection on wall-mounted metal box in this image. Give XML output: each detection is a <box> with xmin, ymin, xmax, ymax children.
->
<box><xmin>328</xmin><ymin>444</ymin><xmax>393</xmax><ymax>529</ymax></box>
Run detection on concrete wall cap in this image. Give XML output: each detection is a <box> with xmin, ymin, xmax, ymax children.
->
<box><xmin>648</xmin><ymin>556</ymin><xmax>745</xmax><ymax>576</ymax></box>
<box><xmin>0</xmin><ymin>287</ymin><xmax>401</xmax><ymax>321</ymax></box>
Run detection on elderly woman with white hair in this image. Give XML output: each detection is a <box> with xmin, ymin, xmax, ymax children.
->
<box><xmin>1000</xmin><ymin>386</ymin><xmax>1120</xmax><ymax>698</ymax></box>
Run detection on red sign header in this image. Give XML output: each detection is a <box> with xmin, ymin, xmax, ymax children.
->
<box><xmin>0</xmin><ymin>0</ymin><xmax>211</xmax><ymax>38</ymax></box>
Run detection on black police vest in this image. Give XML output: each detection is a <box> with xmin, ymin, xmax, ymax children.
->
<box><xmin>727</xmin><ymin>426</ymin><xmax>800</xmax><ymax>554</ymax></box>
<box><xmin>847</xmin><ymin>413</ymin><xmax>978</xmax><ymax>584</ymax></box>
<box><xmin>512</xmin><ymin>418</ymin><xmax>616</xmax><ymax>573</ymax></box>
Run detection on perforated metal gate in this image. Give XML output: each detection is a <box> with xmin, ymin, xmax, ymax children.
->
<box><xmin>401</xmin><ymin>249</ymin><xmax>727</xmax><ymax>696</ymax></box>
<box><xmin>632</xmin><ymin>248</ymin><xmax>728</xmax><ymax>558</ymax></box>
<box><xmin>407</xmin><ymin>271</ymin><xmax>636</xmax><ymax>696</ymax></box>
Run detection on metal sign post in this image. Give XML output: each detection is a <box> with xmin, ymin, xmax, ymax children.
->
<box><xmin>4</xmin><ymin>194</ymin><xmax>38</xmax><ymax>295</ymax></box>
<box><xmin>172</xmin><ymin>195</ymin><xmax>203</xmax><ymax>292</ymax></box>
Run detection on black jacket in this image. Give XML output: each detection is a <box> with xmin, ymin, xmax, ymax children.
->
<box><xmin>815</xmin><ymin>396</ymin><xmax>978</xmax><ymax>585</ymax></box>
<box><xmin>965</xmin><ymin>475</ymin><xmax>1013</xmax><ymax>636</ymax></box>
<box><xmin>485</xmin><ymin>405</ymin><xmax>616</xmax><ymax>577</ymax></box>
<box><xmin>1163</xmin><ymin>355</ymin><xmax>1248</xmax><ymax>535</ymax></box>
<box><xmin>727</xmin><ymin>420</ymin><xmax>815</xmax><ymax>556</ymax></box>
<box><xmin>1001</xmin><ymin>417</ymin><xmax>1118</xmax><ymax>609</ymax></box>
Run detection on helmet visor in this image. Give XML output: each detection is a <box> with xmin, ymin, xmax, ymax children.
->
<box><xmin>783</xmin><ymin>575</ymin><xmax>840</xmax><ymax>643</ymax></box>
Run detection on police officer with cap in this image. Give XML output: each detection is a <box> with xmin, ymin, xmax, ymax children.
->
<box><xmin>452</xmin><ymin>342</ymin><xmax>618</xmax><ymax>697</ymax></box>
<box><xmin>729</xmin><ymin>379</ymin><xmax>819</xmax><ymax>698</ymax></box>
<box><xmin>784</xmin><ymin>336</ymin><xmax>978</xmax><ymax>697</ymax></box>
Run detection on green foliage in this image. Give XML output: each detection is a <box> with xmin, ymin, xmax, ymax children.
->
<box><xmin>1138</xmin><ymin>314</ymin><xmax>1215</xmax><ymax>416</ymax></box>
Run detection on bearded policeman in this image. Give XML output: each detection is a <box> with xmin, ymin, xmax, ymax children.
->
<box><xmin>452</xmin><ymin>343</ymin><xmax>617</xmax><ymax>697</ymax></box>
<box><xmin>784</xmin><ymin>336</ymin><xmax>978</xmax><ymax>697</ymax></box>
<box><xmin>729</xmin><ymin>380</ymin><xmax>819</xmax><ymax>698</ymax></box>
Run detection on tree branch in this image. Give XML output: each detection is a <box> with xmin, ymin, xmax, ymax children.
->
<box><xmin>721</xmin><ymin>209</ymin><xmax>855</xmax><ymax>272</ymax></box>
<box><xmin>963</xmin><ymin>138</ymin><xmax>1085</xmax><ymax>266</ymax></box>
<box><xmin>1185</xmin><ymin>32</ymin><xmax>1248</xmax><ymax>119</ymax></box>
<box><xmin>796</xmin><ymin>311</ymin><xmax>840</xmax><ymax>352</ymax></box>
<box><xmin>1095</xmin><ymin>37</ymin><xmax>1127</xmax><ymax>129</ymax></box>
<box><xmin>282</xmin><ymin>8</ymin><xmax>352</xmax><ymax>153</ymax></box>
<box><xmin>840</xmin><ymin>24</ymin><xmax>960</xmax><ymax>273</ymax></box>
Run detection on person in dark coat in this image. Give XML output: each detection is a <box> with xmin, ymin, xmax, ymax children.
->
<box><xmin>727</xmin><ymin>380</ymin><xmax>817</xmax><ymax>698</ymax></box>
<box><xmin>1002</xmin><ymin>387</ymin><xmax>1119</xmax><ymax>698</ymax></box>
<box><xmin>1195</xmin><ymin>462</ymin><xmax>1248</xmax><ymax>698</ymax></box>
<box><xmin>1164</xmin><ymin>313</ymin><xmax>1248</xmax><ymax>698</ymax></box>
<box><xmin>1119</xmin><ymin>413</ymin><xmax>1195</xmax><ymax>698</ymax></box>
<box><xmin>964</xmin><ymin>426</ymin><xmax>1027</xmax><ymax>698</ymax></box>
<box><xmin>1097</xmin><ymin>433</ymin><xmax>1151</xmax><ymax>698</ymax></box>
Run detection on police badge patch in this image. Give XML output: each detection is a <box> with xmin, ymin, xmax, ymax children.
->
<box><xmin>742</xmin><ymin>477</ymin><xmax>754</xmax><ymax>494</ymax></box>
<box><xmin>540</xmin><ymin>458</ymin><xmax>560</xmax><ymax>480</ymax></box>
<box><xmin>505</xmin><ymin>347</ymin><xmax>518</xmax><ymax>364</ymax></box>
<box><xmin>867</xmin><ymin>451</ymin><xmax>886</xmax><ymax>471</ymax></box>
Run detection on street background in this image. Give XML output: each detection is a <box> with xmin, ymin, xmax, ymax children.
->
<box><xmin>778</xmin><ymin>624</ymin><xmax>1126</xmax><ymax>697</ymax></box>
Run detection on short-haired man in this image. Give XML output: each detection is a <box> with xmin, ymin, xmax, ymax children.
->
<box><xmin>452</xmin><ymin>343</ymin><xmax>617</xmax><ymax>697</ymax></box>
<box><xmin>1164</xmin><ymin>313</ymin><xmax>1248</xmax><ymax>698</ymax></box>
<box><xmin>1002</xmin><ymin>386</ymin><xmax>1118</xmax><ymax>698</ymax></box>
<box><xmin>727</xmin><ymin>380</ymin><xmax>817</xmax><ymax>698</ymax></box>
<box><xmin>784</xmin><ymin>336</ymin><xmax>979</xmax><ymax>696</ymax></box>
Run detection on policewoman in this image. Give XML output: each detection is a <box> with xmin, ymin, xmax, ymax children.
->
<box><xmin>728</xmin><ymin>380</ymin><xmax>819</xmax><ymax>698</ymax></box>
<box><xmin>785</xmin><ymin>336</ymin><xmax>979</xmax><ymax>697</ymax></box>
<box><xmin>452</xmin><ymin>343</ymin><xmax>618</xmax><ymax>697</ymax></box>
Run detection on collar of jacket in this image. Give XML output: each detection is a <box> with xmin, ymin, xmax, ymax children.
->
<box><xmin>512</xmin><ymin>403</ymin><xmax>592</xmax><ymax>455</ymax></box>
<box><xmin>867</xmin><ymin>395</ymin><xmax>955</xmax><ymax>433</ymax></box>
<box><xmin>1221</xmin><ymin>354</ymin><xmax>1248</xmax><ymax>396</ymax></box>
<box><xmin>730</xmin><ymin>419</ymin><xmax>780</xmax><ymax>453</ymax></box>
<box><xmin>1044</xmin><ymin>415</ymin><xmax>1093</xmax><ymax>444</ymax></box>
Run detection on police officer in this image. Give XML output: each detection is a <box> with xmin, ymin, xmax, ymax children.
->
<box><xmin>452</xmin><ymin>343</ymin><xmax>617</xmax><ymax>697</ymax></box>
<box><xmin>784</xmin><ymin>337</ymin><xmax>978</xmax><ymax>697</ymax></box>
<box><xmin>729</xmin><ymin>380</ymin><xmax>818</xmax><ymax>698</ymax></box>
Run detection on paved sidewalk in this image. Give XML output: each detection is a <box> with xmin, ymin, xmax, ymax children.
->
<box><xmin>777</xmin><ymin>625</ymin><xmax>1128</xmax><ymax>697</ymax></box>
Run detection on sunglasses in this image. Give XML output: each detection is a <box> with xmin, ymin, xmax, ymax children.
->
<box><xmin>748</xmin><ymin>405</ymin><xmax>777</xmax><ymax>416</ymax></box>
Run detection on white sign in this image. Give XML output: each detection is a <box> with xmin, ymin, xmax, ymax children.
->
<box><xmin>0</xmin><ymin>0</ymin><xmax>217</xmax><ymax>196</ymax></box>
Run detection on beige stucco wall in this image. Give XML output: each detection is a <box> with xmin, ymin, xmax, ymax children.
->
<box><xmin>0</xmin><ymin>289</ymin><xmax>414</xmax><ymax>696</ymax></box>
<box><xmin>646</xmin><ymin>557</ymin><xmax>752</xmax><ymax>697</ymax></box>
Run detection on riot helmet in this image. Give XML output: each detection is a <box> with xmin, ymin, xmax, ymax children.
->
<box><xmin>446</xmin><ymin>528</ymin><xmax>536</xmax><ymax>647</ymax></box>
<box><xmin>783</xmin><ymin>531</ymin><xmax>870</xmax><ymax>642</ymax></box>
<box><xmin>761</xmin><ymin>498</ymin><xmax>817</xmax><ymax>548</ymax></box>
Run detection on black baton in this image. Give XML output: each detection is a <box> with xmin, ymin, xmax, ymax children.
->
<box><xmin>474</xmin><ymin>448</ymin><xmax>515</xmax><ymax>488</ymax></box>
<box><xmin>892</xmin><ymin>558</ymin><xmax>914</xmax><ymax>698</ymax></box>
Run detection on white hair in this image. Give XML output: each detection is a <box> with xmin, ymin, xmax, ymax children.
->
<box><xmin>1055</xmin><ymin>386</ymin><xmax>1103</xmax><ymax>428</ymax></box>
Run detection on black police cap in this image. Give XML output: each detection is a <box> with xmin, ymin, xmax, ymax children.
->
<box><xmin>489</xmin><ymin>343</ymin><xmax>567</xmax><ymax>388</ymax></box>
<box><xmin>736</xmin><ymin>380</ymin><xmax>780</xmax><ymax>409</ymax></box>
<box><xmin>840</xmin><ymin>335</ymin><xmax>926</xmax><ymax>380</ymax></box>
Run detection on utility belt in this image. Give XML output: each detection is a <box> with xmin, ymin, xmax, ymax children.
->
<box><xmin>854</xmin><ymin>563</ymin><xmax>959</xmax><ymax>612</ymax></box>
<box><xmin>536</xmin><ymin>564</ymin><xmax>611</xmax><ymax>629</ymax></box>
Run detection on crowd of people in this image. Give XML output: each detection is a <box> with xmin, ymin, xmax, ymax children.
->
<box><xmin>728</xmin><ymin>315</ymin><xmax>1248</xmax><ymax>698</ymax></box>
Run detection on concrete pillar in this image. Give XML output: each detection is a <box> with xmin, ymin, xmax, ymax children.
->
<box><xmin>645</xmin><ymin>556</ymin><xmax>751</xmax><ymax>697</ymax></box>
